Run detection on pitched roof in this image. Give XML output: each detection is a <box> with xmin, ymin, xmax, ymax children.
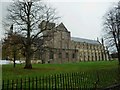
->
<box><xmin>56</xmin><ymin>23</ymin><xmax>68</xmax><ymax>32</ymax></box>
<box><xmin>71</xmin><ymin>37</ymin><xmax>100</xmax><ymax>45</ymax></box>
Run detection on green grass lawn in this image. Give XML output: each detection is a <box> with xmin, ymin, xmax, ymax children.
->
<box><xmin>2</xmin><ymin>60</ymin><xmax>119</xmax><ymax>80</ymax></box>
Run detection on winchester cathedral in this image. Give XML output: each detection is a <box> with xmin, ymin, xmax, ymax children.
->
<box><xmin>37</xmin><ymin>21</ymin><xmax>110</xmax><ymax>64</ymax></box>
<box><xmin>2</xmin><ymin>21</ymin><xmax>110</xmax><ymax>63</ymax></box>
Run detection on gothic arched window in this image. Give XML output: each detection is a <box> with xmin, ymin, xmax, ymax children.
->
<box><xmin>49</xmin><ymin>51</ymin><xmax>54</xmax><ymax>59</ymax></box>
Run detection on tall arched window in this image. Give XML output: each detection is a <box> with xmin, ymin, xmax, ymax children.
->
<box><xmin>72</xmin><ymin>53</ymin><xmax>75</xmax><ymax>58</ymax></box>
<box><xmin>49</xmin><ymin>51</ymin><xmax>54</xmax><ymax>59</ymax></box>
<box><xmin>66</xmin><ymin>53</ymin><xmax>69</xmax><ymax>58</ymax></box>
<box><xmin>59</xmin><ymin>52</ymin><xmax>62</xmax><ymax>58</ymax></box>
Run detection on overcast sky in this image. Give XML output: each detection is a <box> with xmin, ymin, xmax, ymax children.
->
<box><xmin>0</xmin><ymin>0</ymin><xmax>119</xmax><ymax>41</ymax></box>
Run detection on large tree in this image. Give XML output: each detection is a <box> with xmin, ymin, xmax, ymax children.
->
<box><xmin>4</xmin><ymin>0</ymin><xmax>58</xmax><ymax>69</ymax></box>
<box><xmin>103</xmin><ymin>2</ymin><xmax>120</xmax><ymax>65</ymax></box>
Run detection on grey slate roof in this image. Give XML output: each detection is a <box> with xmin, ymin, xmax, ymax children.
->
<box><xmin>71</xmin><ymin>37</ymin><xmax>100</xmax><ymax>45</ymax></box>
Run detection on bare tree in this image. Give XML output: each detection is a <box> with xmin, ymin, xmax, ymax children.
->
<box><xmin>103</xmin><ymin>2</ymin><xmax>120</xmax><ymax>65</ymax></box>
<box><xmin>4</xmin><ymin>0</ymin><xmax>59</xmax><ymax>69</ymax></box>
<box><xmin>2</xmin><ymin>24</ymin><xmax>22</xmax><ymax>68</ymax></box>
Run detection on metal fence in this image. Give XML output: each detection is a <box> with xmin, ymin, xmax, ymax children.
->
<box><xmin>2</xmin><ymin>70</ymin><xmax>120</xmax><ymax>89</ymax></box>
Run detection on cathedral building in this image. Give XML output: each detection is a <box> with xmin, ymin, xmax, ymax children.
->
<box><xmin>39</xmin><ymin>21</ymin><xmax>109</xmax><ymax>63</ymax></box>
<box><xmin>1</xmin><ymin>21</ymin><xmax>109</xmax><ymax>63</ymax></box>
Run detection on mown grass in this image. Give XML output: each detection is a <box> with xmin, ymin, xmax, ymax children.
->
<box><xmin>2</xmin><ymin>60</ymin><xmax>119</xmax><ymax>80</ymax></box>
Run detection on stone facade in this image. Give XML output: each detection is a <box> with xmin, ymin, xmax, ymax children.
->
<box><xmin>39</xmin><ymin>21</ymin><xmax>109</xmax><ymax>63</ymax></box>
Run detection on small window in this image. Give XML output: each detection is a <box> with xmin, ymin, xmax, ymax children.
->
<box><xmin>66</xmin><ymin>53</ymin><xmax>69</xmax><ymax>58</ymax></box>
<box><xmin>59</xmin><ymin>52</ymin><xmax>62</xmax><ymax>58</ymax></box>
<box><xmin>49</xmin><ymin>51</ymin><xmax>54</xmax><ymax>59</ymax></box>
<box><xmin>72</xmin><ymin>53</ymin><xmax>75</xmax><ymax>58</ymax></box>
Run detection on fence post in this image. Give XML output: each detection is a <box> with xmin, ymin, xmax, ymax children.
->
<box><xmin>64</xmin><ymin>73</ymin><xmax>66</xmax><ymax>89</ymax></box>
<box><xmin>42</xmin><ymin>76</ymin><xmax>44</xmax><ymax>89</ymax></box>
<box><xmin>62</xmin><ymin>74</ymin><xmax>65</xmax><ymax>89</ymax></box>
<box><xmin>67</xmin><ymin>73</ymin><xmax>69</xmax><ymax>89</ymax></box>
<box><xmin>48</xmin><ymin>75</ymin><xmax>51</xmax><ymax>89</ymax></box>
<box><xmin>24</xmin><ymin>77</ymin><xmax>26</xmax><ymax>89</ymax></box>
<box><xmin>11</xmin><ymin>80</ymin><xmax>14</xmax><ymax>90</ymax></box>
<box><xmin>45</xmin><ymin>76</ymin><xmax>48</xmax><ymax>90</ymax></box>
<box><xmin>78</xmin><ymin>72</ymin><xmax>80</xmax><ymax>89</ymax></box>
<box><xmin>74</xmin><ymin>72</ymin><xmax>77</xmax><ymax>88</ymax></box>
<box><xmin>65</xmin><ymin>73</ymin><xmax>67</xmax><ymax>89</ymax></box>
<box><xmin>76</xmin><ymin>72</ymin><xmax>79</xmax><ymax>88</ymax></box>
<box><xmin>39</xmin><ymin>76</ymin><xmax>41</xmax><ymax>89</ymax></box>
<box><xmin>16</xmin><ymin>79</ymin><xmax>18</xmax><ymax>90</ymax></box>
<box><xmin>32</xmin><ymin>77</ymin><xmax>34</xmax><ymax>89</ymax></box>
<box><xmin>7</xmin><ymin>80</ymin><xmax>10</xmax><ymax>90</ymax></box>
<box><xmin>69</xmin><ymin>73</ymin><xmax>71</xmax><ymax>89</ymax></box>
<box><xmin>59</xmin><ymin>74</ymin><xmax>62</xmax><ymax>89</ymax></box>
<box><xmin>36</xmin><ymin>76</ymin><xmax>37</xmax><ymax>89</ymax></box>
<box><xmin>72</xmin><ymin>72</ymin><xmax>74</xmax><ymax>88</ymax></box>
<box><xmin>20</xmin><ymin>78</ymin><xmax>22</xmax><ymax>90</ymax></box>
<box><xmin>94</xmin><ymin>71</ymin><xmax>100</xmax><ymax>89</ymax></box>
<box><xmin>54</xmin><ymin>74</ymin><xmax>57</xmax><ymax>89</ymax></box>
<box><xmin>81</xmin><ymin>72</ymin><xmax>84</xmax><ymax>89</ymax></box>
<box><xmin>57</xmin><ymin>74</ymin><xmax>59</xmax><ymax>89</ymax></box>
<box><xmin>51</xmin><ymin>75</ymin><xmax>54</xmax><ymax>89</ymax></box>
<box><xmin>2</xmin><ymin>80</ymin><xmax>4</xmax><ymax>90</ymax></box>
<box><xmin>28</xmin><ymin>77</ymin><xmax>30</xmax><ymax>90</ymax></box>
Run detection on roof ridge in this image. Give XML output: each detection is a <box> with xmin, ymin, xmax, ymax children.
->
<box><xmin>71</xmin><ymin>37</ymin><xmax>100</xmax><ymax>45</ymax></box>
<box><xmin>72</xmin><ymin>37</ymin><xmax>98</xmax><ymax>41</ymax></box>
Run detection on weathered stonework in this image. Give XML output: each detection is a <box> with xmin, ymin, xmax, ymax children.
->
<box><xmin>40</xmin><ymin>21</ymin><xmax>109</xmax><ymax>63</ymax></box>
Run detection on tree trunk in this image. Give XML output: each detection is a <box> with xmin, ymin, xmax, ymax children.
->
<box><xmin>24</xmin><ymin>55</ymin><xmax>32</xmax><ymax>69</ymax></box>
<box><xmin>13</xmin><ymin>44</ymin><xmax>16</xmax><ymax>68</ymax></box>
<box><xmin>24</xmin><ymin>46</ymin><xmax>32</xmax><ymax>69</ymax></box>
<box><xmin>24</xmin><ymin>60</ymin><xmax>32</xmax><ymax>69</ymax></box>
<box><xmin>13</xmin><ymin>51</ymin><xmax>16</xmax><ymax>68</ymax></box>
